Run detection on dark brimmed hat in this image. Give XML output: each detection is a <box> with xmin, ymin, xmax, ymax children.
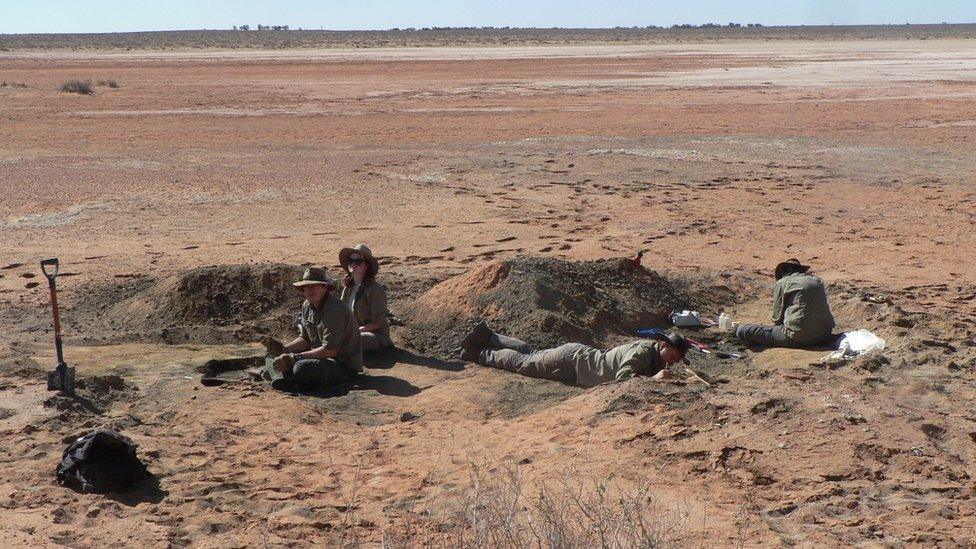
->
<box><xmin>292</xmin><ymin>267</ymin><xmax>336</xmax><ymax>287</ymax></box>
<box><xmin>650</xmin><ymin>331</ymin><xmax>691</xmax><ymax>364</ymax></box>
<box><xmin>339</xmin><ymin>244</ymin><xmax>380</xmax><ymax>274</ymax></box>
<box><xmin>774</xmin><ymin>258</ymin><xmax>811</xmax><ymax>280</ymax></box>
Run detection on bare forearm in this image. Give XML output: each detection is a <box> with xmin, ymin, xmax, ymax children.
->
<box><xmin>283</xmin><ymin>337</ymin><xmax>310</xmax><ymax>353</ymax></box>
<box><xmin>295</xmin><ymin>346</ymin><xmax>338</xmax><ymax>360</ymax></box>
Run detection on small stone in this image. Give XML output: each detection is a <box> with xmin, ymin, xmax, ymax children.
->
<box><xmin>400</xmin><ymin>412</ymin><xmax>420</xmax><ymax>422</ymax></box>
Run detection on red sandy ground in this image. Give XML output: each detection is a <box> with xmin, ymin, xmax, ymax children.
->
<box><xmin>1</xmin><ymin>38</ymin><xmax>976</xmax><ymax>546</ymax></box>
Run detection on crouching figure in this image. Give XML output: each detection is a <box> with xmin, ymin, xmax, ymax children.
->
<box><xmin>459</xmin><ymin>323</ymin><xmax>690</xmax><ymax>388</ymax></box>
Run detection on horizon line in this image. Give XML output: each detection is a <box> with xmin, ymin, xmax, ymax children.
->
<box><xmin>3</xmin><ymin>22</ymin><xmax>976</xmax><ymax>37</ymax></box>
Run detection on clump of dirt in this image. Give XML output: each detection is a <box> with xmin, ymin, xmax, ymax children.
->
<box><xmin>0</xmin><ymin>355</ymin><xmax>47</xmax><ymax>380</ymax></box>
<box><xmin>44</xmin><ymin>374</ymin><xmax>139</xmax><ymax>421</ymax></box>
<box><xmin>401</xmin><ymin>257</ymin><xmax>733</xmax><ymax>360</ymax></box>
<box><xmin>86</xmin><ymin>264</ymin><xmax>305</xmax><ymax>344</ymax></box>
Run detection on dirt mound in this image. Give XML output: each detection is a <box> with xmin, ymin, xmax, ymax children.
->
<box><xmin>401</xmin><ymin>257</ymin><xmax>733</xmax><ymax>359</ymax></box>
<box><xmin>94</xmin><ymin>264</ymin><xmax>304</xmax><ymax>343</ymax></box>
<box><xmin>44</xmin><ymin>374</ymin><xmax>140</xmax><ymax>424</ymax></box>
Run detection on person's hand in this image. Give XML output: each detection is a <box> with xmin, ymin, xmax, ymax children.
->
<box><xmin>272</xmin><ymin>353</ymin><xmax>296</xmax><ymax>374</ymax></box>
<box><xmin>650</xmin><ymin>369</ymin><xmax>674</xmax><ymax>382</ymax></box>
<box><xmin>260</xmin><ymin>336</ymin><xmax>284</xmax><ymax>356</ymax></box>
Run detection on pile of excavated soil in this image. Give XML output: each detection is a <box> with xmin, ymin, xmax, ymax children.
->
<box><xmin>401</xmin><ymin>257</ymin><xmax>736</xmax><ymax>360</ymax></box>
<box><xmin>84</xmin><ymin>264</ymin><xmax>304</xmax><ymax>344</ymax></box>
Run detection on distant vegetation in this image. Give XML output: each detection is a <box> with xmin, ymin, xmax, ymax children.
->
<box><xmin>2</xmin><ymin>24</ymin><xmax>973</xmax><ymax>52</ymax></box>
<box><xmin>233</xmin><ymin>25</ymin><xmax>290</xmax><ymax>31</ymax></box>
<box><xmin>96</xmin><ymin>79</ymin><xmax>119</xmax><ymax>88</ymax></box>
<box><xmin>59</xmin><ymin>79</ymin><xmax>93</xmax><ymax>95</ymax></box>
<box><xmin>1</xmin><ymin>81</ymin><xmax>28</xmax><ymax>88</ymax></box>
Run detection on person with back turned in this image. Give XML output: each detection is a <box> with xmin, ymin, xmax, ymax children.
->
<box><xmin>735</xmin><ymin>258</ymin><xmax>836</xmax><ymax>349</ymax></box>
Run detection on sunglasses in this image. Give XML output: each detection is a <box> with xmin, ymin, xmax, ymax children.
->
<box><xmin>348</xmin><ymin>257</ymin><xmax>366</xmax><ymax>266</ymax></box>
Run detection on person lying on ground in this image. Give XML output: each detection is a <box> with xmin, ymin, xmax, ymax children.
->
<box><xmin>735</xmin><ymin>258</ymin><xmax>836</xmax><ymax>349</ymax></box>
<box><xmin>458</xmin><ymin>323</ymin><xmax>690</xmax><ymax>388</ymax></box>
<box><xmin>339</xmin><ymin>243</ymin><xmax>393</xmax><ymax>354</ymax></box>
<box><xmin>258</xmin><ymin>268</ymin><xmax>363</xmax><ymax>392</ymax></box>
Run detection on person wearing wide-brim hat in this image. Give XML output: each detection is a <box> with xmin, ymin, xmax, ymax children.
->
<box><xmin>734</xmin><ymin>258</ymin><xmax>837</xmax><ymax>348</ymax></box>
<box><xmin>338</xmin><ymin>244</ymin><xmax>392</xmax><ymax>353</ymax></box>
<box><xmin>258</xmin><ymin>267</ymin><xmax>363</xmax><ymax>392</ymax></box>
<box><xmin>457</xmin><ymin>323</ymin><xmax>691</xmax><ymax>388</ymax></box>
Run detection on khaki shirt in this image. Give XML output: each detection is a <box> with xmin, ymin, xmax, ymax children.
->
<box><xmin>340</xmin><ymin>281</ymin><xmax>391</xmax><ymax>347</ymax></box>
<box><xmin>299</xmin><ymin>294</ymin><xmax>363</xmax><ymax>373</ymax></box>
<box><xmin>571</xmin><ymin>341</ymin><xmax>663</xmax><ymax>388</ymax></box>
<box><xmin>773</xmin><ymin>273</ymin><xmax>836</xmax><ymax>344</ymax></box>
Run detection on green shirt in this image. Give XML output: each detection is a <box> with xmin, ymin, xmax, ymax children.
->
<box><xmin>299</xmin><ymin>294</ymin><xmax>363</xmax><ymax>373</ymax></box>
<box><xmin>773</xmin><ymin>273</ymin><xmax>836</xmax><ymax>344</ymax></box>
<box><xmin>571</xmin><ymin>341</ymin><xmax>663</xmax><ymax>388</ymax></box>
<box><xmin>340</xmin><ymin>281</ymin><xmax>391</xmax><ymax>347</ymax></box>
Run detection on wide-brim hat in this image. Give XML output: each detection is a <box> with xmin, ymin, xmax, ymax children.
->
<box><xmin>774</xmin><ymin>258</ymin><xmax>811</xmax><ymax>280</ymax></box>
<box><xmin>650</xmin><ymin>331</ymin><xmax>691</xmax><ymax>365</ymax></box>
<box><xmin>339</xmin><ymin>243</ymin><xmax>379</xmax><ymax>274</ymax></box>
<box><xmin>292</xmin><ymin>267</ymin><xmax>337</xmax><ymax>287</ymax></box>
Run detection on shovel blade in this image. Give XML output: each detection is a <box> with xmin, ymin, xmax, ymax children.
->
<box><xmin>47</xmin><ymin>364</ymin><xmax>76</xmax><ymax>395</ymax></box>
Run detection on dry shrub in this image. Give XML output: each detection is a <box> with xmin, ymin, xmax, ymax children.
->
<box><xmin>60</xmin><ymin>79</ymin><xmax>93</xmax><ymax>94</ymax></box>
<box><xmin>383</xmin><ymin>457</ymin><xmax>691</xmax><ymax>548</ymax></box>
<box><xmin>96</xmin><ymin>79</ymin><xmax>119</xmax><ymax>88</ymax></box>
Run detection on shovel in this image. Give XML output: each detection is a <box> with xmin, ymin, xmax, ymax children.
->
<box><xmin>41</xmin><ymin>258</ymin><xmax>75</xmax><ymax>396</ymax></box>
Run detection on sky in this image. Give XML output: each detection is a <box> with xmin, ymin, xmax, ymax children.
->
<box><xmin>1</xmin><ymin>1</ymin><xmax>974</xmax><ymax>34</ymax></box>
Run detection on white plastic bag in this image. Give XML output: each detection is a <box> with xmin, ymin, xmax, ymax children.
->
<box><xmin>820</xmin><ymin>329</ymin><xmax>885</xmax><ymax>362</ymax></box>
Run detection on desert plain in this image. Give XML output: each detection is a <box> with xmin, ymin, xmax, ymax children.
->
<box><xmin>2</xmin><ymin>26</ymin><xmax>976</xmax><ymax>546</ymax></box>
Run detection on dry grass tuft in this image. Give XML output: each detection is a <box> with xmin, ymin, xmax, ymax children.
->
<box><xmin>60</xmin><ymin>79</ymin><xmax>93</xmax><ymax>95</ymax></box>
<box><xmin>382</xmin><ymin>457</ymin><xmax>692</xmax><ymax>548</ymax></box>
<box><xmin>96</xmin><ymin>79</ymin><xmax>119</xmax><ymax>88</ymax></box>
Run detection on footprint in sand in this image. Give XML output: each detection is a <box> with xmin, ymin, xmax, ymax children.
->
<box><xmin>2</xmin><ymin>263</ymin><xmax>23</xmax><ymax>270</ymax></box>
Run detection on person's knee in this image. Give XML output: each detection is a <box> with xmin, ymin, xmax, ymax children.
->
<box><xmin>360</xmin><ymin>332</ymin><xmax>381</xmax><ymax>353</ymax></box>
<box><xmin>292</xmin><ymin>359</ymin><xmax>323</xmax><ymax>385</ymax></box>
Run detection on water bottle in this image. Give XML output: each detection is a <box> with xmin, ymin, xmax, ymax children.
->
<box><xmin>718</xmin><ymin>313</ymin><xmax>730</xmax><ymax>331</ymax></box>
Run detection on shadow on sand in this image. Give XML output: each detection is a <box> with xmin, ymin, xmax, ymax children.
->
<box><xmin>104</xmin><ymin>475</ymin><xmax>168</xmax><ymax>506</ymax></box>
<box><xmin>364</xmin><ymin>347</ymin><xmax>465</xmax><ymax>372</ymax></box>
<box><xmin>302</xmin><ymin>374</ymin><xmax>422</xmax><ymax>398</ymax></box>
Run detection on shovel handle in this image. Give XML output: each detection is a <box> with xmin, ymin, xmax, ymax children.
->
<box><xmin>40</xmin><ymin>258</ymin><xmax>60</xmax><ymax>282</ymax></box>
<box><xmin>41</xmin><ymin>258</ymin><xmax>64</xmax><ymax>364</ymax></box>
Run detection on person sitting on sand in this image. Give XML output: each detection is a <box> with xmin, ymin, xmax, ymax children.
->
<box><xmin>339</xmin><ymin>244</ymin><xmax>393</xmax><ymax>354</ymax></box>
<box><xmin>458</xmin><ymin>323</ymin><xmax>690</xmax><ymax>388</ymax></box>
<box><xmin>259</xmin><ymin>268</ymin><xmax>363</xmax><ymax>392</ymax></box>
<box><xmin>735</xmin><ymin>258</ymin><xmax>836</xmax><ymax>349</ymax></box>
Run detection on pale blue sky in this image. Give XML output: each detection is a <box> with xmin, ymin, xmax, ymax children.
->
<box><xmin>1</xmin><ymin>1</ymin><xmax>974</xmax><ymax>34</ymax></box>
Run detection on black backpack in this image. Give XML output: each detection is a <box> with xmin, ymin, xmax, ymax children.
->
<box><xmin>55</xmin><ymin>428</ymin><xmax>148</xmax><ymax>493</ymax></box>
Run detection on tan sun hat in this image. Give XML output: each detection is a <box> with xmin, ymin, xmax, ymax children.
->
<box><xmin>292</xmin><ymin>267</ymin><xmax>337</xmax><ymax>287</ymax></box>
<box><xmin>339</xmin><ymin>243</ymin><xmax>379</xmax><ymax>274</ymax></box>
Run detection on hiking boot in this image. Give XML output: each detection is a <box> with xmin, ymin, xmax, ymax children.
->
<box><xmin>271</xmin><ymin>378</ymin><xmax>300</xmax><ymax>393</ymax></box>
<box><xmin>459</xmin><ymin>325</ymin><xmax>489</xmax><ymax>364</ymax></box>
